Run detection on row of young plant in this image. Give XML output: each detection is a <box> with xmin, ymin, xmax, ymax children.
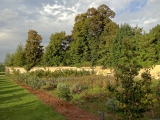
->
<box><xmin>6</xmin><ymin>68</ymin><xmax>95</xmax><ymax>90</ymax></box>
<box><xmin>29</xmin><ymin>69</ymin><xmax>94</xmax><ymax>78</ymax></box>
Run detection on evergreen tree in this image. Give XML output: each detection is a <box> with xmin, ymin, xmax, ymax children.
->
<box><xmin>43</xmin><ymin>31</ymin><xmax>66</xmax><ymax>66</ymax></box>
<box><xmin>24</xmin><ymin>30</ymin><xmax>43</xmax><ymax>70</ymax></box>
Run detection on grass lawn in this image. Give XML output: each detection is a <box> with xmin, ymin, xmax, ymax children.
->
<box><xmin>0</xmin><ymin>76</ymin><xmax>66</xmax><ymax>120</ymax></box>
<box><xmin>0</xmin><ymin>72</ymin><xmax>5</xmax><ymax>75</ymax></box>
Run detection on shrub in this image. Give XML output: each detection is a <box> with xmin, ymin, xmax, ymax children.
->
<box><xmin>56</xmin><ymin>83</ymin><xmax>72</xmax><ymax>101</ymax></box>
<box><xmin>80</xmin><ymin>87</ymin><xmax>108</xmax><ymax>102</ymax></box>
<box><xmin>70</xmin><ymin>83</ymin><xmax>84</xmax><ymax>94</ymax></box>
<box><xmin>106</xmin><ymin>98</ymin><xmax>119</xmax><ymax>111</ymax></box>
<box><xmin>27</xmin><ymin>76</ymin><xmax>43</xmax><ymax>89</ymax></box>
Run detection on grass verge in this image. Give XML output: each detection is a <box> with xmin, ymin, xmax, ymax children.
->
<box><xmin>0</xmin><ymin>76</ymin><xmax>66</xmax><ymax>120</ymax></box>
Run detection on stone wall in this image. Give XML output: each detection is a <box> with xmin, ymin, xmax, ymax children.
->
<box><xmin>5</xmin><ymin>65</ymin><xmax>160</xmax><ymax>79</ymax></box>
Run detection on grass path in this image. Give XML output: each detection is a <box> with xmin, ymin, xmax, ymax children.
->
<box><xmin>0</xmin><ymin>76</ymin><xmax>66</xmax><ymax>120</ymax></box>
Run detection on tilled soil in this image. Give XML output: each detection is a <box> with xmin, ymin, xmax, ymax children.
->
<box><xmin>17</xmin><ymin>82</ymin><xmax>101</xmax><ymax>120</ymax></box>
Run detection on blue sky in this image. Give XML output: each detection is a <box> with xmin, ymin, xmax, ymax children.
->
<box><xmin>0</xmin><ymin>0</ymin><xmax>160</xmax><ymax>62</ymax></box>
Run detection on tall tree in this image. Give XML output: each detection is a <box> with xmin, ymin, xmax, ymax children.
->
<box><xmin>70</xmin><ymin>4</ymin><xmax>116</xmax><ymax>66</ymax></box>
<box><xmin>43</xmin><ymin>31</ymin><xmax>66</xmax><ymax>66</ymax></box>
<box><xmin>24</xmin><ymin>30</ymin><xmax>43</xmax><ymax>70</ymax></box>
<box><xmin>87</xmin><ymin>4</ymin><xmax>116</xmax><ymax>65</ymax></box>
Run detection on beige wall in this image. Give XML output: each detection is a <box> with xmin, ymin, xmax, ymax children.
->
<box><xmin>5</xmin><ymin>65</ymin><xmax>160</xmax><ymax>79</ymax></box>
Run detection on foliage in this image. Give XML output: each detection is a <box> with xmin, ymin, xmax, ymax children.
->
<box><xmin>70</xmin><ymin>83</ymin><xmax>86</xmax><ymax>94</ymax></box>
<box><xmin>8</xmin><ymin>68</ymin><xmax>44</xmax><ymax>90</ymax></box>
<box><xmin>29</xmin><ymin>69</ymin><xmax>94</xmax><ymax>78</ymax></box>
<box><xmin>26</xmin><ymin>75</ymin><xmax>44</xmax><ymax>89</ymax></box>
<box><xmin>109</xmin><ymin>24</ymin><xmax>154</xmax><ymax>119</ymax></box>
<box><xmin>148</xmin><ymin>24</ymin><xmax>160</xmax><ymax>64</ymax></box>
<box><xmin>24</xmin><ymin>29</ymin><xmax>44</xmax><ymax>70</ymax></box>
<box><xmin>80</xmin><ymin>87</ymin><xmax>108</xmax><ymax>102</ymax></box>
<box><xmin>0</xmin><ymin>63</ymin><xmax>5</xmax><ymax>72</ymax></box>
<box><xmin>69</xmin><ymin>4</ymin><xmax>117</xmax><ymax>66</ymax></box>
<box><xmin>13</xmin><ymin>43</ymin><xmax>25</xmax><ymax>67</ymax></box>
<box><xmin>56</xmin><ymin>83</ymin><xmax>72</xmax><ymax>101</ymax></box>
<box><xmin>106</xmin><ymin>98</ymin><xmax>119</xmax><ymax>111</ymax></box>
<box><xmin>43</xmin><ymin>31</ymin><xmax>66</xmax><ymax>66</ymax></box>
<box><xmin>4</xmin><ymin>53</ymin><xmax>14</xmax><ymax>66</ymax></box>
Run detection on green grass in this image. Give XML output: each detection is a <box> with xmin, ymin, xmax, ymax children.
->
<box><xmin>0</xmin><ymin>72</ymin><xmax>5</xmax><ymax>75</ymax></box>
<box><xmin>0</xmin><ymin>76</ymin><xmax>66</xmax><ymax>120</ymax></box>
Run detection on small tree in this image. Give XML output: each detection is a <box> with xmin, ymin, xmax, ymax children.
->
<box><xmin>13</xmin><ymin>43</ymin><xmax>25</xmax><ymax>67</ymax></box>
<box><xmin>109</xmin><ymin>24</ymin><xmax>154</xmax><ymax>119</ymax></box>
<box><xmin>24</xmin><ymin>30</ymin><xmax>43</xmax><ymax>70</ymax></box>
<box><xmin>4</xmin><ymin>53</ymin><xmax>14</xmax><ymax>66</ymax></box>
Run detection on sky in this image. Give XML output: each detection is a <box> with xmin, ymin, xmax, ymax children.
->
<box><xmin>0</xmin><ymin>0</ymin><xmax>160</xmax><ymax>62</ymax></box>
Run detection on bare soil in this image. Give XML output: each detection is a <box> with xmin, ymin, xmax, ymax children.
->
<box><xmin>17</xmin><ymin>82</ymin><xmax>101</xmax><ymax>120</ymax></box>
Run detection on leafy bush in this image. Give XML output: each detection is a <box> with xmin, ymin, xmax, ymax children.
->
<box><xmin>70</xmin><ymin>83</ymin><xmax>84</xmax><ymax>94</ymax></box>
<box><xmin>80</xmin><ymin>87</ymin><xmax>108</xmax><ymax>101</ymax></box>
<box><xmin>106</xmin><ymin>98</ymin><xmax>119</xmax><ymax>111</ymax></box>
<box><xmin>26</xmin><ymin>76</ymin><xmax>44</xmax><ymax>89</ymax></box>
<box><xmin>56</xmin><ymin>83</ymin><xmax>72</xmax><ymax>101</ymax></box>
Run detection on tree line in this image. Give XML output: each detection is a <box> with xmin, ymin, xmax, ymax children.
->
<box><xmin>4</xmin><ymin>4</ymin><xmax>160</xmax><ymax>70</ymax></box>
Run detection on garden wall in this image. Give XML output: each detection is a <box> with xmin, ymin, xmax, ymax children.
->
<box><xmin>5</xmin><ymin>65</ymin><xmax>160</xmax><ymax>79</ymax></box>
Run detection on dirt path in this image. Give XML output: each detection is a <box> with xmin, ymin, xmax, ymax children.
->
<box><xmin>17</xmin><ymin>82</ymin><xmax>101</xmax><ymax>120</ymax></box>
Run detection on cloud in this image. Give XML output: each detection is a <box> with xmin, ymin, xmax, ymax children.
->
<box><xmin>0</xmin><ymin>8</ymin><xmax>19</xmax><ymax>24</ymax></box>
<box><xmin>114</xmin><ymin>0</ymin><xmax>160</xmax><ymax>32</ymax></box>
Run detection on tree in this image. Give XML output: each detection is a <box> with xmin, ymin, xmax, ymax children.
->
<box><xmin>4</xmin><ymin>53</ymin><xmax>14</xmax><ymax>66</ymax></box>
<box><xmin>97</xmin><ymin>21</ymin><xmax>119</xmax><ymax>67</ymax></box>
<box><xmin>69</xmin><ymin>4</ymin><xmax>116</xmax><ymax>66</ymax></box>
<box><xmin>87</xmin><ymin>4</ymin><xmax>116</xmax><ymax>65</ymax></box>
<box><xmin>137</xmin><ymin>32</ymin><xmax>157</xmax><ymax>68</ymax></box>
<box><xmin>13</xmin><ymin>43</ymin><xmax>25</xmax><ymax>67</ymax></box>
<box><xmin>69</xmin><ymin>13</ymin><xmax>90</xmax><ymax>66</ymax></box>
<box><xmin>24</xmin><ymin>30</ymin><xmax>43</xmax><ymax>70</ymax></box>
<box><xmin>43</xmin><ymin>31</ymin><xmax>66</xmax><ymax>66</ymax></box>
<box><xmin>148</xmin><ymin>24</ymin><xmax>160</xmax><ymax>64</ymax></box>
<box><xmin>0</xmin><ymin>63</ymin><xmax>5</xmax><ymax>72</ymax></box>
<box><xmin>109</xmin><ymin>24</ymin><xmax>154</xmax><ymax>119</ymax></box>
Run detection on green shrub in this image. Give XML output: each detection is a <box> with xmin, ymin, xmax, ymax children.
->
<box><xmin>70</xmin><ymin>84</ymin><xmax>83</xmax><ymax>94</ymax></box>
<box><xmin>80</xmin><ymin>87</ymin><xmax>108</xmax><ymax>101</ymax></box>
<box><xmin>106</xmin><ymin>98</ymin><xmax>119</xmax><ymax>111</ymax></box>
<box><xmin>56</xmin><ymin>83</ymin><xmax>72</xmax><ymax>101</ymax></box>
<box><xmin>27</xmin><ymin>76</ymin><xmax>43</xmax><ymax>89</ymax></box>
<box><xmin>45</xmin><ymin>80</ymin><xmax>57</xmax><ymax>88</ymax></box>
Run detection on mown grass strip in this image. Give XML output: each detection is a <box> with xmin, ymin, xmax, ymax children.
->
<box><xmin>0</xmin><ymin>72</ymin><xmax>5</xmax><ymax>75</ymax></box>
<box><xmin>0</xmin><ymin>76</ymin><xmax>66</xmax><ymax>120</ymax></box>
